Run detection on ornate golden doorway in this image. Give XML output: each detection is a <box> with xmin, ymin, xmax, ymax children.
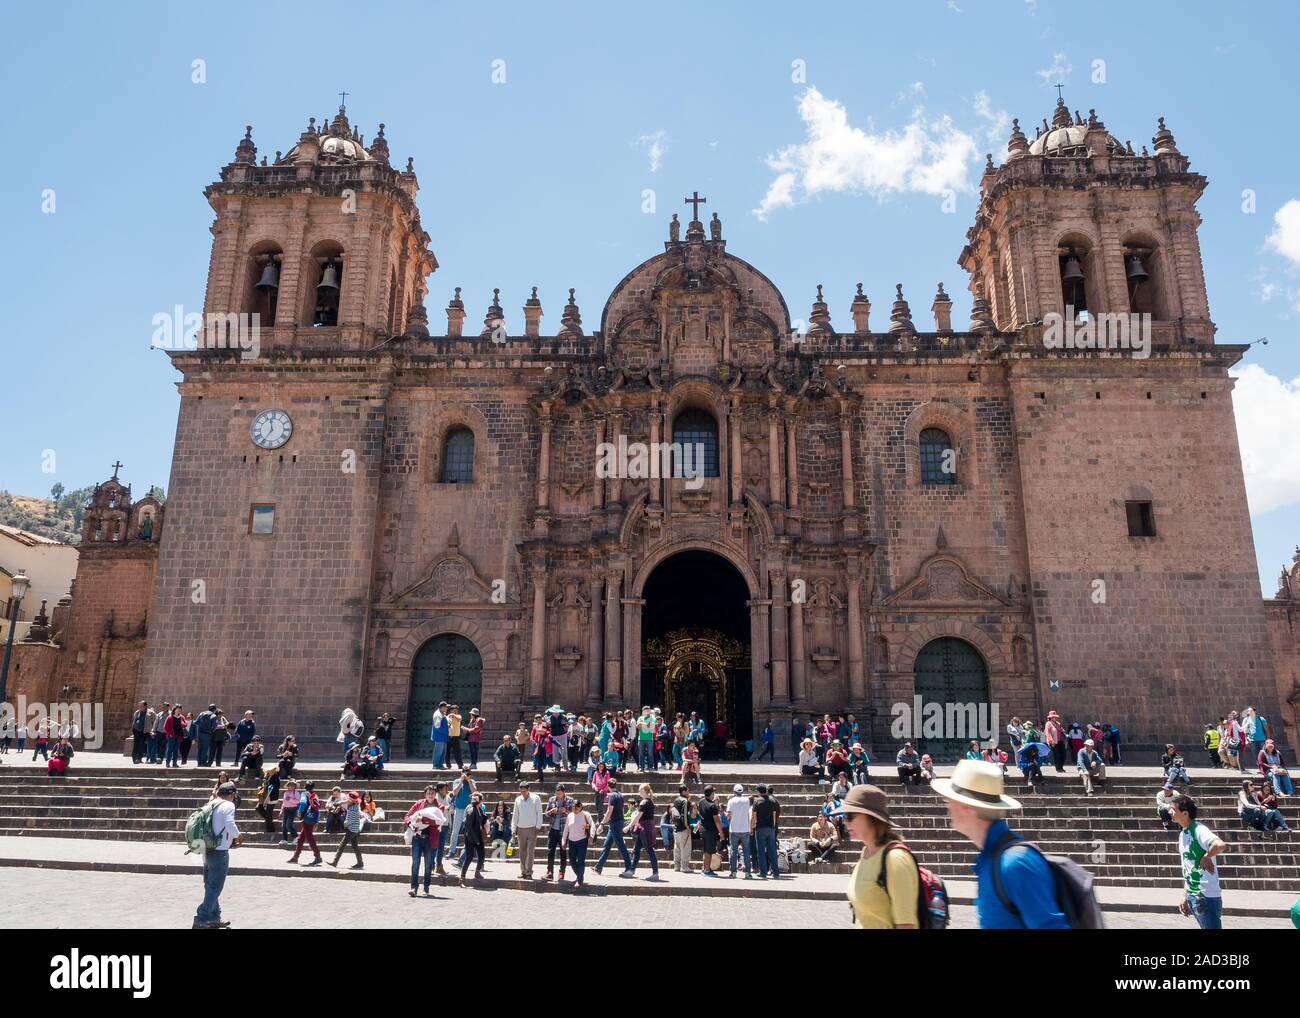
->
<box><xmin>643</xmin><ymin>628</ymin><xmax>746</xmax><ymax>755</ymax></box>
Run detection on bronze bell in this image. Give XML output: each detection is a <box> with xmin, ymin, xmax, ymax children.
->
<box><xmin>1125</xmin><ymin>253</ymin><xmax>1150</xmax><ymax>284</ymax></box>
<box><xmin>254</xmin><ymin>259</ymin><xmax>280</xmax><ymax>291</ymax></box>
<box><xmin>317</xmin><ymin>261</ymin><xmax>340</xmax><ymax>292</ymax></box>
<box><xmin>1060</xmin><ymin>252</ymin><xmax>1084</xmax><ymax>283</ymax></box>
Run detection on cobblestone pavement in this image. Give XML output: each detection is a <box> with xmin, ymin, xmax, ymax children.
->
<box><xmin>0</xmin><ymin>868</ymin><xmax>1289</xmax><ymax>929</ymax></box>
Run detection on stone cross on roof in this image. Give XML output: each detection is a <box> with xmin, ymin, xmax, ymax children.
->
<box><xmin>684</xmin><ymin>191</ymin><xmax>707</xmax><ymax>222</ymax></box>
<box><xmin>111</xmin><ymin>460</ymin><xmax>123</xmax><ymax>480</ymax></box>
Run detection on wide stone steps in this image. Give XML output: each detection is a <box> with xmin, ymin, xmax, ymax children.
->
<box><xmin>3</xmin><ymin>768</ymin><xmax>1296</xmax><ymax>891</ymax></box>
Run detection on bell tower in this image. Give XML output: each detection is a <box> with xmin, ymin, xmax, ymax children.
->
<box><xmin>200</xmin><ymin>102</ymin><xmax>436</xmax><ymax>353</ymax></box>
<box><xmin>960</xmin><ymin>98</ymin><xmax>1212</xmax><ymax>346</ymax></box>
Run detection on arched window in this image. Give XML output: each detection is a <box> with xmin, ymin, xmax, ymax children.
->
<box><xmin>1059</xmin><ymin>245</ymin><xmax>1091</xmax><ymax>321</ymax></box>
<box><xmin>440</xmin><ymin>428</ymin><xmax>474</xmax><ymax>484</ymax></box>
<box><xmin>671</xmin><ymin>408</ymin><xmax>719</xmax><ymax>478</ymax></box>
<box><xmin>919</xmin><ymin>428</ymin><xmax>955</xmax><ymax>485</ymax></box>
<box><xmin>246</xmin><ymin>246</ymin><xmax>282</xmax><ymax>326</ymax></box>
<box><xmin>1123</xmin><ymin>241</ymin><xmax>1166</xmax><ymax>320</ymax></box>
<box><xmin>305</xmin><ymin>244</ymin><xmax>345</xmax><ymax>327</ymax></box>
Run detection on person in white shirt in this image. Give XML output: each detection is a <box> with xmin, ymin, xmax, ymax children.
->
<box><xmin>195</xmin><ymin>782</ymin><xmax>242</xmax><ymax>929</ymax></box>
<box><xmin>725</xmin><ymin>784</ymin><xmax>753</xmax><ymax>879</ymax></box>
<box><xmin>564</xmin><ymin>799</ymin><xmax>595</xmax><ymax>888</ymax></box>
<box><xmin>1171</xmin><ymin>794</ymin><xmax>1226</xmax><ymax>929</ymax></box>
<box><xmin>512</xmin><ymin>782</ymin><xmax>544</xmax><ymax>879</ymax></box>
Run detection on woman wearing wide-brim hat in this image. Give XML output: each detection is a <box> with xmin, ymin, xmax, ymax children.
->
<box><xmin>832</xmin><ymin>785</ymin><xmax>919</xmax><ymax>929</ymax></box>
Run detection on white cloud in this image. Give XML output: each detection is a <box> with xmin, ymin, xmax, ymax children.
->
<box><xmin>947</xmin><ymin>0</ymin><xmax>962</xmax><ymax>11</ymax></box>
<box><xmin>1265</xmin><ymin>199</ymin><xmax>1300</xmax><ymax>265</ymax></box>
<box><xmin>1232</xmin><ymin>363</ymin><xmax>1300</xmax><ymax>514</ymax></box>
<box><xmin>1036</xmin><ymin>52</ymin><xmax>1071</xmax><ymax>87</ymax></box>
<box><xmin>638</xmin><ymin>130</ymin><xmax>668</xmax><ymax>173</ymax></box>
<box><xmin>971</xmin><ymin>90</ymin><xmax>1011</xmax><ymax>143</ymax></box>
<box><xmin>753</xmin><ymin>87</ymin><xmax>979</xmax><ymax>220</ymax></box>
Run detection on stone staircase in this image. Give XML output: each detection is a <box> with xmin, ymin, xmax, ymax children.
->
<box><xmin>1</xmin><ymin>766</ymin><xmax>1296</xmax><ymax>892</ymax></box>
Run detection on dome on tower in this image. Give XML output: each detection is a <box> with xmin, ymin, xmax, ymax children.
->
<box><xmin>1027</xmin><ymin>98</ymin><xmax>1123</xmax><ymax>157</ymax></box>
<box><xmin>282</xmin><ymin>104</ymin><xmax>375</xmax><ymax>164</ymax></box>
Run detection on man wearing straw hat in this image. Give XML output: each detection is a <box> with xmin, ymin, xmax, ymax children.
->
<box><xmin>934</xmin><ymin>759</ymin><xmax>1069</xmax><ymax>928</ymax></box>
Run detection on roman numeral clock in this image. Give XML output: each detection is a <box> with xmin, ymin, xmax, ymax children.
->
<box><xmin>250</xmin><ymin>409</ymin><xmax>293</xmax><ymax>449</ymax></box>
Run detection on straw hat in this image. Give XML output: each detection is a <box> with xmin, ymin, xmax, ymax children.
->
<box><xmin>932</xmin><ymin>759</ymin><xmax>1022</xmax><ymax>812</ymax></box>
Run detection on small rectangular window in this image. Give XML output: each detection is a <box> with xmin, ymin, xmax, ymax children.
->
<box><xmin>1125</xmin><ymin>500</ymin><xmax>1155</xmax><ymax>537</ymax></box>
<box><xmin>249</xmin><ymin>504</ymin><xmax>275</xmax><ymax>535</ymax></box>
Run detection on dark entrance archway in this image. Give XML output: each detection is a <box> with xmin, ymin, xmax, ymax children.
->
<box><xmin>407</xmin><ymin>634</ymin><xmax>482</xmax><ymax>756</ymax></box>
<box><xmin>640</xmin><ymin>550</ymin><xmax>751</xmax><ymax>758</ymax></box>
<box><xmin>912</xmin><ymin>636</ymin><xmax>990</xmax><ymax>764</ymax></box>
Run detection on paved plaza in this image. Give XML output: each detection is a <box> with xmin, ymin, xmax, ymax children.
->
<box><xmin>0</xmin><ymin>867</ymin><xmax>1290</xmax><ymax>930</ymax></box>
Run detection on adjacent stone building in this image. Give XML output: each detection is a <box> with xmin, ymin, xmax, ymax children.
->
<box><xmin>136</xmin><ymin>98</ymin><xmax>1289</xmax><ymax>760</ymax></box>
<box><xmin>8</xmin><ymin>469</ymin><xmax>163</xmax><ymax>741</ymax></box>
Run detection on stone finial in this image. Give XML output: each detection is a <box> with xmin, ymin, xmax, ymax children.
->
<box><xmin>1007</xmin><ymin>117</ymin><xmax>1029</xmax><ymax>159</ymax></box>
<box><xmin>850</xmin><ymin>283</ymin><xmax>871</xmax><ymax>334</ymax></box>
<box><xmin>888</xmin><ymin>283</ymin><xmax>915</xmax><ymax>334</ymax></box>
<box><xmin>559</xmin><ymin>288</ymin><xmax>583</xmax><ymax>336</ymax></box>
<box><xmin>970</xmin><ymin>281</ymin><xmax>995</xmax><ymax>333</ymax></box>
<box><xmin>1125</xmin><ymin>139</ymin><xmax>1135</xmax><ymax>156</ymax></box>
<box><xmin>403</xmin><ymin>298</ymin><xmax>430</xmax><ymax>339</ymax></box>
<box><xmin>984</xmin><ymin>152</ymin><xmax>995</xmax><ymax>175</ymax></box>
<box><xmin>932</xmin><ymin>282</ymin><xmax>953</xmax><ymax>332</ymax></box>
<box><xmin>446</xmin><ymin>287</ymin><xmax>466</xmax><ymax>337</ymax></box>
<box><xmin>234</xmin><ymin>124</ymin><xmax>256</xmax><ymax>165</ymax></box>
<box><xmin>523</xmin><ymin>286</ymin><xmax>543</xmax><ymax>338</ymax></box>
<box><xmin>481</xmin><ymin>288</ymin><xmax>505</xmax><ymax>337</ymax></box>
<box><xmin>1152</xmin><ymin>116</ymin><xmax>1179</xmax><ymax>155</ymax></box>
<box><xmin>808</xmin><ymin>283</ymin><xmax>832</xmax><ymax>334</ymax></box>
<box><xmin>1050</xmin><ymin>97</ymin><xmax>1072</xmax><ymax>130</ymax></box>
<box><xmin>369</xmin><ymin>122</ymin><xmax>390</xmax><ymax>165</ymax></box>
<box><xmin>1074</xmin><ymin>109</ymin><xmax>1084</xmax><ymax>126</ymax></box>
<box><xmin>405</xmin><ymin>157</ymin><xmax>415</xmax><ymax>173</ymax></box>
<box><xmin>936</xmin><ymin>525</ymin><xmax>948</xmax><ymax>550</ymax></box>
<box><xmin>1086</xmin><ymin>108</ymin><xmax>1103</xmax><ymax>130</ymax></box>
<box><xmin>294</xmin><ymin>118</ymin><xmax>321</xmax><ymax>163</ymax></box>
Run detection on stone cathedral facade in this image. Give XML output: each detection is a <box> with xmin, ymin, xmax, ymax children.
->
<box><xmin>137</xmin><ymin>100</ymin><xmax>1293</xmax><ymax>759</ymax></box>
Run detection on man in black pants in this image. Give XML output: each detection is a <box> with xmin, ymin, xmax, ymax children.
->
<box><xmin>494</xmin><ymin>735</ymin><xmax>522</xmax><ymax>783</ymax></box>
<box><xmin>131</xmin><ymin>702</ymin><xmax>151</xmax><ymax>764</ymax></box>
<box><xmin>544</xmin><ymin>783</ymin><xmax>574</xmax><ymax>881</ymax></box>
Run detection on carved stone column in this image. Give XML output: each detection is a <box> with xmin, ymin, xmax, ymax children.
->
<box><xmin>846</xmin><ymin>557</ymin><xmax>866</xmax><ymax>706</ymax></box>
<box><xmin>785</xmin><ymin>415</ymin><xmax>800</xmax><ymax>509</ymax></box>
<box><xmin>767</xmin><ymin>399</ymin><xmax>784</xmax><ymax>508</ymax></box>
<box><xmin>768</xmin><ymin>569</ymin><xmax>790</xmax><ymax>703</ymax></box>
<box><xmin>591</xmin><ymin>413</ymin><xmax>605</xmax><ymax>516</ymax></box>
<box><xmin>729</xmin><ymin>401</ymin><xmax>744</xmax><ymax>505</ymax></box>
<box><xmin>622</xmin><ymin>596</ymin><xmax>644</xmax><ymax>703</ymax></box>
<box><xmin>839</xmin><ymin>406</ymin><xmax>855</xmax><ymax>511</ymax></box>
<box><xmin>649</xmin><ymin>398</ymin><xmax>662</xmax><ymax>505</ymax></box>
<box><xmin>608</xmin><ymin>408</ymin><xmax>624</xmax><ymax>506</ymax></box>
<box><xmin>789</xmin><ymin>580</ymin><xmax>807</xmax><ymax>704</ymax></box>
<box><xmin>536</xmin><ymin>404</ymin><xmax>552</xmax><ymax>510</ymax></box>
<box><xmin>749</xmin><ymin>597</ymin><xmax>771</xmax><ymax>708</ymax></box>
<box><xmin>529</xmin><ymin>561</ymin><xmax>547</xmax><ymax>702</ymax></box>
<box><xmin>587</xmin><ymin>572</ymin><xmax>604</xmax><ymax>705</ymax></box>
<box><xmin>603</xmin><ymin>572</ymin><xmax>622</xmax><ymax>701</ymax></box>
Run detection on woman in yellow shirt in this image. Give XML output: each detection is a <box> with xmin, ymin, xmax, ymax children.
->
<box><xmin>834</xmin><ymin>784</ymin><xmax>920</xmax><ymax>929</ymax></box>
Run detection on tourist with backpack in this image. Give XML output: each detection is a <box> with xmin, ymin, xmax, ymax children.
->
<box><xmin>193</xmin><ymin>781</ymin><xmax>242</xmax><ymax>928</ymax></box>
<box><xmin>288</xmin><ymin>780</ymin><xmax>323</xmax><ymax>866</ymax></box>
<box><xmin>328</xmin><ymin>791</ymin><xmax>366</xmax><ymax>869</ymax></box>
<box><xmin>1170</xmin><ymin>794</ymin><xmax>1227</xmax><ymax>929</ymax></box>
<box><xmin>835</xmin><ymin>784</ymin><xmax>932</xmax><ymax>928</ymax></box>
<box><xmin>934</xmin><ymin>759</ymin><xmax>1079</xmax><ymax>929</ymax></box>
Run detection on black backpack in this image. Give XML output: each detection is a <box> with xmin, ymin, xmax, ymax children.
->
<box><xmin>990</xmin><ymin>830</ymin><xmax>1104</xmax><ymax>929</ymax></box>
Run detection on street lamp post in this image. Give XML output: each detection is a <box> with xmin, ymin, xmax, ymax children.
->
<box><xmin>0</xmin><ymin>569</ymin><xmax>30</xmax><ymax>704</ymax></box>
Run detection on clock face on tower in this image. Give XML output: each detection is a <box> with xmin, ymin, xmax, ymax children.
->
<box><xmin>250</xmin><ymin>409</ymin><xmax>293</xmax><ymax>449</ymax></box>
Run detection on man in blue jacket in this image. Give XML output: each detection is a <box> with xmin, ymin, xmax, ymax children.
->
<box><xmin>234</xmin><ymin>710</ymin><xmax>257</xmax><ymax>760</ymax></box>
<box><xmin>192</xmin><ymin>704</ymin><xmax>219</xmax><ymax>767</ymax></box>
<box><xmin>935</xmin><ymin>759</ymin><xmax>1070</xmax><ymax>929</ymax></box>
<box><xmin>430</xmin><ymin>701</ymin><xmax>450</xmax><ymax>769</ymax></box>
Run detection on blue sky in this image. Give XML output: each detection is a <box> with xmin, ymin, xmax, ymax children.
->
<box><xmin>1</xmin><ymin>1</ymin><xmax>1296</xmax><ymax>594</ymax></box>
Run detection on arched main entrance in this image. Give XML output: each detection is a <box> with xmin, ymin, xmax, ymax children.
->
<box><xmin>406</xmin><ymin>634</ymin><xmax>482</xmax><ymax>756</ymax></box>
<box><xmin>640</xmin><ymin>550</ymin><xmax>751</xmax><ymax>758</ymax></box>
<box><xmin>912</xmin><ymin>636</ymin><xmax>990</xmax><ymax>763</ymax></box>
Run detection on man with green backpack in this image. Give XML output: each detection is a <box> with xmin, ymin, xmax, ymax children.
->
<box><xmin>188</xmin><ymin>782</ymin><xmax>243</xmax><ymax>929</ymax></box>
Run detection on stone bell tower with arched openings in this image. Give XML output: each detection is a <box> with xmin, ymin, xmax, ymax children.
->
<box><xmin>200</xmin><ymin>102</ymin><xmax>436</xmax><ymax>352</ymax></box>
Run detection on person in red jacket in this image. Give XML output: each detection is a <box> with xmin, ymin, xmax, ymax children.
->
<box><xmin>163</xmin><ymin>706</ymin><xmax>188</xmax><ymax>769</ymax></box>
<box><xmin>466</xmin><ymin>709</ymin><xmax>486</xmax><ymax>770</ymax></box>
